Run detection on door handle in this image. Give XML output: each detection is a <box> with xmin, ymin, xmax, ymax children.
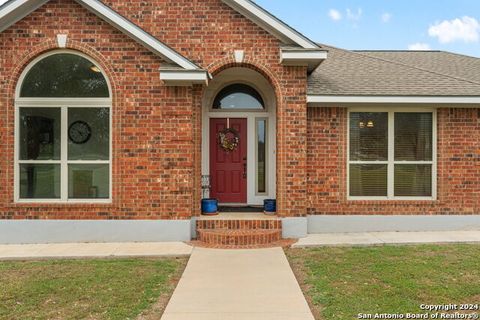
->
<box><xmin>243</xmin><ymin>162</ymin><xmax>247</xmax><ymax>179</ymax></box>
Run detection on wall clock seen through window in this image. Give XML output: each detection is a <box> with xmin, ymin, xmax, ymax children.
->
<box><xmin>68</xmin><ymin>120</ymin><xmax>92</xmax><ymax>144</ymax></box>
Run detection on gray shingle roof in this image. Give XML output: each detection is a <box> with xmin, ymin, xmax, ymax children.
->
<box><xmin>308</xmin><ymin>45</ymin><xmax>480</xmax><ymax>96</ymax></box>
<box><xmin>357</xmin><ymin>50</ymin><xmax>480</xmax><ymax>84</ymax></box>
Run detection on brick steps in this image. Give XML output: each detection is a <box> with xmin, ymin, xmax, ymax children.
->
<box><xmin>190</xmin><ymin>239</ymin><xmax>296</xmax><ymax>249</ymax></box>
<box><xmin>194</xmin><ymin>218</ymin><xmax>284</xmax><ymax>248</ymax></box>
<box><xmin>196</xmin><ymin>219</ymin><xmax>281</xmax><ymax>230</ymax></box>
<box><xmin>197</xmin><ymin>229</ymin><xmax>282</xmax><ymax>246</ymax></box>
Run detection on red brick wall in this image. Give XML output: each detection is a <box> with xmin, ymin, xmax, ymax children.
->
<box><xmin>307</xmin><ymin>107</ymin><xmax>480</xmax><ymax>215</ymax></box>
<box><xmin>0</xmin><ymin>0</ymin><xmax>309</xmax><ymax>219</ymax></box>
<box><xmin>0</xmin><ymin>0</ymin><xmax>195</xmax><ymax>219</ymax></box>
<box><xmin>103</xmin><ymin>0</ymin><xmax>310</xmax><ymax>217</ymax></box>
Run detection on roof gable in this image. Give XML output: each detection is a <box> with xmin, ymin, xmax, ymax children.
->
<box><xmin>1</xmin><ymin>0</ymin><xmax>326</xmax><ymax>76</ymax></box>
<box><xmin>0</xmin><ymin>0</ymin><xmax>200</xmax><ymax>70</ymax></box>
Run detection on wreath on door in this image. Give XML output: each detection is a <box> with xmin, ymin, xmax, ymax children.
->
<box><xmin>218</xmin><ymin>128</ymin><xmax>240</xmax><ymax>152</ymax></box>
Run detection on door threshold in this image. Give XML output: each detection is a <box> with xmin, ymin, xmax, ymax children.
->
<box><xmin>198</xmin><ymin>212</ymin><xmax>279</xmax><ymax>220</ymax></box>
<box><xmin>218</xmin><ymin>205</ymin><xmax>263</xmax><ymax>213</ymax></box>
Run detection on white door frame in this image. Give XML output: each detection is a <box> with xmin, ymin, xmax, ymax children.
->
<box><xmin>201</xmin><ymin>68</ymin><xmax>277</xmax><ymax>205</ymax></box>
<box><xmin>202</xmin><ymin>109</ymin><xmax>276</xmax><ymax>205</ymax></box>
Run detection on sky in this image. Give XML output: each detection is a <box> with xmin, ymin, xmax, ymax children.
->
<box><xmin>1</xmin><ymin>0</ymin><xmax>479</xmax><ymax>57</ymax></box>
<box><xmin>255</xmin><ymin>0</ymin><xmax>480</xmax><ymax>57</ymax></box>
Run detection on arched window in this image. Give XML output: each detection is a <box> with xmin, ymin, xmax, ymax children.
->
<box><xmin>20</xmin><ymin>53</ymin><xmax>109</xmax><ymax>97</ymax></box>
<box><xmin>15</xmin><ymin>52</ymin><xmax>111</xmax><ymax>202</ymax></box>
<box><xmin>213</xmin><ymin>84</ymin><xmax>264</xmax><ymax>110</ymax></box>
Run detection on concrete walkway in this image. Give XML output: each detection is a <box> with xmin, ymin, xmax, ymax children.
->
<box><xmin>161</xmin><ymin>247</ymin><xmax>314</xmax><ymax>320</ymax></box>
<box><xmin>293</xmin><ymin>230</ymin><xmax>480</xmax><ymax>248</ymax></box>
<box><xmin>0</xmin><ymin>242</ymin><xmax>192</xmax><ymax>260</ymax></box>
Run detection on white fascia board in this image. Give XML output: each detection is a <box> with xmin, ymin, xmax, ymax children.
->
<box><xmin>159</xmin><ymin>69</ymin><xmax>209</xmax><ymax>86</ymax></box>
<box><xmin>75</xmin><ymin>0</ymin><xmax>199</xmax><ymax>70</ymax></box>
<box><xmin>280</xmin><ymin>49</ymin><xmax>327</xmax><ymax>71</ymax></box>
<box><xmin>222</xmin><ymin>0</ymin><xmax>318</xmax><ymax>49</ymax></box>
<box><xmin>307</xmin><ymin>95</ymin><xmax>480</xmax><ymax>104</ymax></box>
<box><xmin>281</xmin><ymin>50</ymin><xmax>328</xmax><ymax>61</ymax></box>
<box><xmin>0</xmin><ymin>0</ymin><xmax>49</xmax><ymax>32</ymax></box>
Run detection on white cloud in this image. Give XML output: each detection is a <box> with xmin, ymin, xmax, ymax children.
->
<box><xmin>428</xmin><ymin>16</ymin><xmax>479</xmax><ymax>44</ymax></box>
<box><xmin>346</xmin><ymin>8</ymin><xmax>362</xmax><ymax>21</ymax></box>
<box><xmin>328</xmin><ymin>8</ymin><xmax>362</xmax><ymax>25</ymax></box>
<box><xmin>381</xmin><ymin>13</ymin><xmax>392</xmax><ymax>23</ymax></box>
<box><xmin>408</xmin><ymin>43</ymin><xmax>432</xmax><ymax>51</ymax></box>
<box><xmin>328</xmin><ymin>9</ymin><xmax>342</xmax><ymax>21</ymax></box>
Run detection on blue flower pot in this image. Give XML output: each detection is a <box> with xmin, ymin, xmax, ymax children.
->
<box><xmin>264</xmin><ymin>199</ymin><xmax>277</xmax><ymax>214</ymax></box>
<box><xmin>201</xmin><ymin>198</ymin><xmax>218</xmax><ymax>215</ymax></box>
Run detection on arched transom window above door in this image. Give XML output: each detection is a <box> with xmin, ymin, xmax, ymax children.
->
<box><xmin>15</xmin><ymin>51</ymin><xmax>112</xmax><ymax>203</ymax></box>
<box><xmin>212</xmin><ymin>84</ymin><xmax>265</xmax><ymax>110</ymax></box>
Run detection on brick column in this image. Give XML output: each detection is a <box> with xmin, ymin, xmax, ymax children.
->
<box><xmin>192</xmin><ymin>85</ymin><xmax>204</xmax><ymax>217</ymax></box>
<box><xmin>276</xmin><ymin>66</ymin><xmax>308</xmax><ymax>217</ymax></box>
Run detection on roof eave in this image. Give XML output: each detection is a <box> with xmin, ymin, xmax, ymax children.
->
<box><xmin>159</xmin><ymin>69</ymin><xmax>210</xmax><ymax>86</ymax></box>
<box><xmin>307</xmin><ymin>95</ymin><xmax>480</xmax><ymax>105</ymax></box>
<box><xmin>280</xmin><ymin>49</ymin><xmax>327</xmax><ymax>72</ymax></box>
<box><xmin>75</xmin><ymin>0</ymin><xmax>199</xmax><ymax>70</ymax></box>
<box><xmin>0</xmin><ymin>0</ymin><xmax>49</xmax><ymax>32</ymax></box>
<box><xmin>221</xmin><ymin>0</ymin><xmax>319</xmax><ymax>49</ymax></box>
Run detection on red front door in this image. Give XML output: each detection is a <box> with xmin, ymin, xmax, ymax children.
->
<box><xmin>210</xmin><ymin>118</ymin><xmax>247</xmax><ymax>203</ymax></box>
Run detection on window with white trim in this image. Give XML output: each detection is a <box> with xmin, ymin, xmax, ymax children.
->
<box><xmin>213</xmin><ymin>84</ymin><xmax>265</xmax><ymax>110</ymax></box>
<box><xmin>15</xmin><ymin>51</ymin><xmax>112</xmax><ymax>202</ymax></box>
<box><xmin>348</xmin><ymin>110</ymin><xmax>436</xmax><ymax>200</ymax></box>
<box><xmin>256</xmin><ymin>118</ymin><xmax>267</xmax><ymax>194</ymax></box>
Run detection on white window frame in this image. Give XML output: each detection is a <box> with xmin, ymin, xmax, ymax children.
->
<box><xmin>14</xmin><ymin>50</ymin><xmax>113</xmax><ymax>204</ymax></box>
<box><xmin>209</xmin><ymin>81</ymin><xmax>268</xmax><ymax>113</ymax></box>
<box><xmin>347</xmin><ymin>107</ymin><xmax>437</xmax><ymax>201</ymax></box>
<box><xmin>255</xmin><ymin>117</ymin><xmax>268</xmax><ymax>195</ymax></box>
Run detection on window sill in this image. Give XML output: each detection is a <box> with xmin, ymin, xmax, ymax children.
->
<box><xmin>347</xmin><ymin>197</ymin><xmax>437</xmax><ymax>203</ymax></box>
<box><xmin>13</xmin><ymin>200</ymin><xmax>113</xmax><ymax>206</ymax></box>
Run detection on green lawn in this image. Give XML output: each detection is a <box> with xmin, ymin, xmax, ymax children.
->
<box><xmin>286</xmin><ymin>245</ymin><xmax>480</xmax><ymax>320</ymax></box>
<box><xmin>0</xmin><ymin>258</ymin><xmax>187</xmax><ymax>320</ymax></box>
